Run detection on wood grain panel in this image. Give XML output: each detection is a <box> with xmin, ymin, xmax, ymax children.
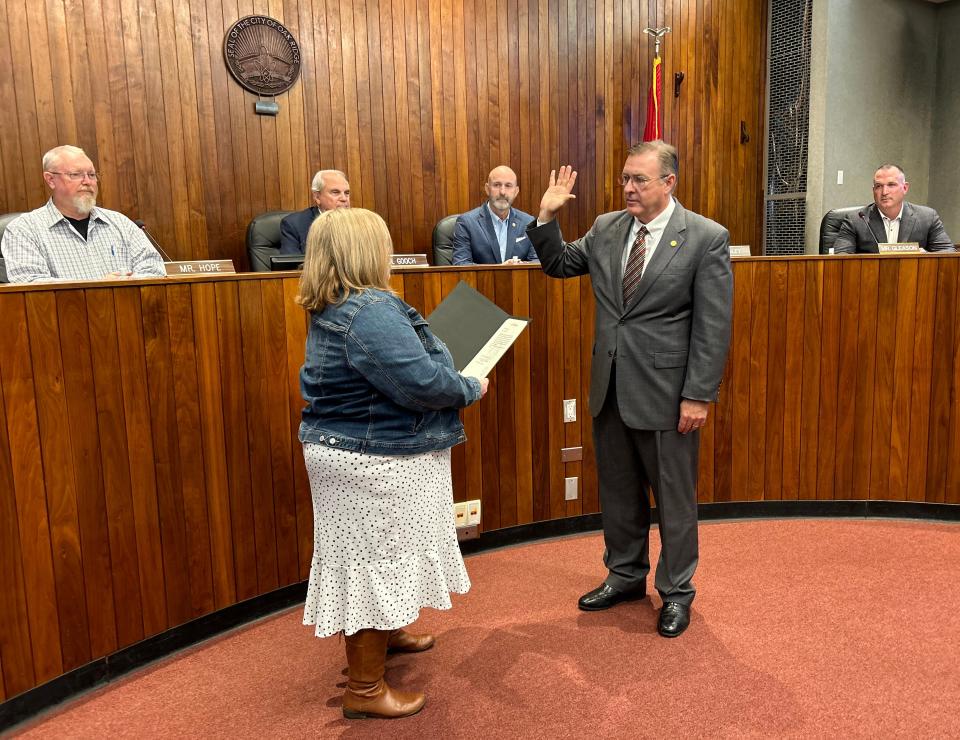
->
<box><xmin>140</xmin><ymin>286</ymin><xmax>192</xmax><ymax>627</ymax></box>
<box><xmin>214</xmin><ymin>282</ymin><xmax>259</xmax><ymax>601</ymax></box>
<box><xmin>57</xmin><ymin>291</ymin><xmax>118</xmax><ymax>660</ymax></box>
<box><xmin>798</xmin><ymin>262</ymin><xmax>822</xmax><ymax>501</ymax></box>
<box><xmin>0</xmin><ymin>294</ymin><xmax>62</xmax><ymax>684</ymax></box>
<box><xmin>190</xmin><ymin>283</ymin><xmax>237</xmax><ymax>608</ymax></box>
<box><xmin>3</xmin><ymin>256</ymin><xmax>959</xmax><ymax>704</ymax></box>
<box><xmin>815</xmin><ymin>259</ymin><xmax>841</xmax><ymax>501</ymax></box>
<box><xmin>237</xmin><ymin>281</ymin><xmax>281</xmax><ymax>593</ymax></box>
<box><xmin>84</xmin><ymin>290</ymin><xmax>145</xmax><ymax>649</ymax></box>
<box><xmin>906</xmin><ymin>260</ymin><xmax>937</xmax><ymax>503</ymax></box>
<box><xmin>165</xmin><ymin>284</ymin><xmax>216</xmax><ymax>618</ymax></box>
<box><xmin>0</xmin><ymin>0</ymin><xmax>766</xmax><ymax>268</ymax></box>
<box><xmin>25</xmin><ymin>290</ymin><xmax>91</xmax><ymax>671</ymax></box>
<box><xmin>926</xmin><ymin>260</ymin><xmax>957</xmax><ymax>504</ymax></box>
<box><xmin>260</xmin><ymin>279</ymin><xmax>299</xmax><ymax>586</ymax></box>
<box><xmin>0</xmin><ymin>347</ymin><xmax>35</xmax><ymax>697</ymax></box>
<box><xmin>852</xmin><ymin>261</ymin><xmax>880</xmax><ymax>502</ymax></box>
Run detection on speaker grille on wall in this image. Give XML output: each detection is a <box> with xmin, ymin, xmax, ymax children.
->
<box><xmin>764</xmin><ymin>0</ymin><xmax>812</xmax><ymax>255</ymax></box>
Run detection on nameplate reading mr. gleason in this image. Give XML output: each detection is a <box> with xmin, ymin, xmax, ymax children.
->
<box><xmin>165</xmin><ymin>260</ymin><xmax>237</xmax><ymax>275</ymax></box>
<box><xmin>877</xmin><ymin>242</ymin><xmax>922</xmax><ymax>254</ymax></box>
<box><xmin>461</xmin><ymin>318</ymin><xmax>529</xmax><ymax>379</ymax></box>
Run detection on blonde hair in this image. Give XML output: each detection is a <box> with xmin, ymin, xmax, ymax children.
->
<box><xmin>296</xmin><ymin>208</ymin><xmax>394</xmax><ymax>312</ymax></box>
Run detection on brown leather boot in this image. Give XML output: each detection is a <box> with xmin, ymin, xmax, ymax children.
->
<box><xmin>342</xmin><ymin>629</ymin><xmax>425</xmax><ymax>719</ymax></box>
<box><xmin>387</xmin><ymin>628</ymin><xmax>436</xmax><ymax>653</ymax></box>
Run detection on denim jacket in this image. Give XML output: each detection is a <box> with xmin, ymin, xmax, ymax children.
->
<box><xmin>298</xmin><ymin>288</ymin><xmax>482</xmax><ymax>455</ymax></box>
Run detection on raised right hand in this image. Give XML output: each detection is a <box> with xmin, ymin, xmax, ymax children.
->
<box><xmin>538</xmin><ymin>165</ymin><xmax>578</xmax><ymax>222</ymax></box>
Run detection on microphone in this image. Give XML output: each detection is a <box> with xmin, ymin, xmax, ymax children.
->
<box><xmin>858</xmin><ymin>211</ymin><xmax>884</xmax><ymax>247</ymax></box>
<box><xmin>134</xmin><ymin>219</ymin><xmax>174</xmax><ymax>262</ymax></box>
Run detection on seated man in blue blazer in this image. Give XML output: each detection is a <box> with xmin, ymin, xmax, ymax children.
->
<box><xmin>832</xmin><ymin>163</ymin><xmax>953</xmax><ymax>253</ymax></box>
<box><xmin>452</xmin><ymin>166</ymin><xmax>538</xmax><ymax>264</ymax></box>
<box><xmin>279</xmin><ymin>169</ymin><xmax>351</xmax><ymax>254</ymax></box>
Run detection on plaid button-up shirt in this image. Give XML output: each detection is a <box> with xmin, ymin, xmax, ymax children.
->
<box><xmin>1</xmin><ymin>200</ymin><xmax>165</xmax><ymax>282</ymax></box>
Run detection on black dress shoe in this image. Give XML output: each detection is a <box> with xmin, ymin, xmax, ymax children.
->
<box><xmin>658</xmin><ymin>602</ymin><xmax>691</xmax><ymax>637</ymax></box>
<box><xmin>578</xmin><ymin>583</ymin><xmax>646</xmax><ymax>611</ymax></box>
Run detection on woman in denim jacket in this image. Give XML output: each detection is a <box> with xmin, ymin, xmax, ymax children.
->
<box><xmin>297</xmin><ymin>208</ymin><xmax>488</xmax><ymax>720</ymax></box>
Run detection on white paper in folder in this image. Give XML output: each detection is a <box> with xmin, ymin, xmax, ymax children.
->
<box><xmin>427</xmin><ymin>281</ymin><xmax>531</xmax><ymax>378</ymax></box>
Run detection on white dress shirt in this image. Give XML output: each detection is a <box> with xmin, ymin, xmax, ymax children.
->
<box><xmin>486</xmin><ymin>202</ymin><xmax>509</xmax><ymax>262</ymax></box>
<box><xmin>879</xmin><ymin>205</ymin><xmax>903</xmax><ymax>243</ymax></box>
<box><xmin>621</xmin><ymin>197</ymin><xmax>677</xmax><ymax>277</ymax></box>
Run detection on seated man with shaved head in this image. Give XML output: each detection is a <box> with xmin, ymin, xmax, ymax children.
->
<box><xmin>452</xmin><ymin>165</ymin><xmax>538</xmax><ymax>265</ymax></box>
<box><xmin>832</xmin><ymin>163</ymin><xmax>954</xmax><ymax>253</ymax></box>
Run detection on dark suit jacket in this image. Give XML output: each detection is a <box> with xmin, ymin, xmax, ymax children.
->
<box><xmin>452</xmin><ymin>205</ymin><xmax>537</xmax><ymax>264</ymax></box>
<box><xmin>528</xmin><ymin>201</ymin><xmax>733</xmax><ymax>430</ymax></box>
<box><xmin>279</xmin><ymin>206</ymin><xmax>320</xmax><ymax>255</ymax></box>
<box><xmin>833</xmin><ymin>202</ymin><xmax>954</xmax><ymax>253</ymax></box>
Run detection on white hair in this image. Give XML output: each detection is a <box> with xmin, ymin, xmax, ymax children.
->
<box><xmin>43</xmin><ymin>145</ymin><xmax>89</xmax><ymax>172</ymax></box>
<box><xmin>311</xmin><ymin>169</ymin><xmax>347</xmax><ymax>193</ymax></box>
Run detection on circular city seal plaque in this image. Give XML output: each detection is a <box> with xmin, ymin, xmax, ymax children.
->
<box><xmin>223</xmin><ymin>15</ymin><xmax>301</xmax><ymax>96</ymax></box>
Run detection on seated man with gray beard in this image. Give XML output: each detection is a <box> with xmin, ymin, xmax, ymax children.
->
<box><xmin>1</xmin><ymin>145</ymin><xmax>165</xmax><ymax>282</ymax></box>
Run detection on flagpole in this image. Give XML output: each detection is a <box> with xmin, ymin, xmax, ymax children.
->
<box><xmin>642</xmin><ymin>27</ymin><xmax>670</xmax><ymax>142</ymax></box>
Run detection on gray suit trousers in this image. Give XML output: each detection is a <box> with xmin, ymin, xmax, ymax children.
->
<box><xmin>594</xmin><ymin>367</ymin><xmax>701</xmax><ymax>606</ymax></box>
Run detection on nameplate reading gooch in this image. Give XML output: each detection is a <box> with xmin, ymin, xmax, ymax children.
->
<box><xmin>390</xmin><ymin>254</ymin><xmax>429</xmax><ymax>267</ymax></box>
<box><xmin>165</xmin><ymin>260</ymin><xmax>236</xmax><ymax>276</ymax></box>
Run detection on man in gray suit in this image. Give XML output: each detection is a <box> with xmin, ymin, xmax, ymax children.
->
<box><xmin>528</xmin><ymin>141</ymin><xmax>733</xmax><ymax>637</ymax></box>
<box><xmin>833</xmin><ymin>164</ymin><xmax>953</xmax><ymax>253</ymax></box>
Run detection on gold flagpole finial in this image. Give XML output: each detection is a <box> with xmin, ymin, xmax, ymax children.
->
<box><xmin>642</xmin><ymin>26</ymin><xmax>671</xmax><ymax>57</ymax></box>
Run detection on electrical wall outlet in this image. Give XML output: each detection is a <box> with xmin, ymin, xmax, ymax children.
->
<box><xmin>564</xmin><ymin>477</ymin><xmax>578</xmax><ymax>501</ymax></box>
<box><xmin>454</xmin><ymin>502</ymin><xmax>468</xmax><ymax>527</ymax></box>
<box><xmin>563</xmin><ymin>399</ymin><xmax>577</xmax><ymax>423</ymax></box>
<box><xmin>466</xmin><ymin>499</ymin><xmax>481</xmax><ymax>525</ymax></box>
<box><xmin>837</xmin><ymin>169</ymin><xmax>844</xmax><ymax>185</ymax></box>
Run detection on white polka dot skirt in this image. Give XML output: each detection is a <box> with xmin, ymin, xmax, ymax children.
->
<box><xmin>302</xmin><ymin>443</ymin><xmax>471</xmax><ymax>637</ymax></box>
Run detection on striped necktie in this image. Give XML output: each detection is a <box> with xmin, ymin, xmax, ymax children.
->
<box><xmin>622</xmin><ymin>225</ymin><xmax>648</xmax><ymax>305</ymax></box>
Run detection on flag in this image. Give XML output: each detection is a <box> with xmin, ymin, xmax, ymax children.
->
<box><xmin>642</xmin><ymin>55</ymin><xmax>663</xmax><ymax>142</ymax></box>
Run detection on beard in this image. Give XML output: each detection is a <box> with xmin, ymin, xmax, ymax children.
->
<box><xmin>72</xmin><ymin>191</ymin><xmax>97</xmax><ymax>216</ymax></box>
<box><xmin>490</xmin><ymin>195</ymin><xmax>513</xmax><ymax>211</ymax></box>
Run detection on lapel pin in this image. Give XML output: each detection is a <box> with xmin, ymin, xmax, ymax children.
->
<box><xmin>670</xmin><ymin>240</ymin><xmax>678</xmax><ymax>247</ymax></box>
<box><xmin>511</xmin><ymin>222</ymin><xmax>516</xmax><ymax>228</ymax></box>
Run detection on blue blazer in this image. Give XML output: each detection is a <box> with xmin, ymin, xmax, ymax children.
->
<box><xmin>452</xmin><ymin>205</ymin><xmax>538</xmax><ymax>264</ymax></box>
<box><xmin>279</xmin><ymin>206</ymin><xmax>320</xmax><ymax>255</ymax></box>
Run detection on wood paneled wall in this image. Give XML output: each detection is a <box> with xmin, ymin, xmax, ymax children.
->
<box><xmin>3</xmin><ymin>254</ymin><xmax>960</xmax><ymax>702</ymax></box>
<box><xmin>0</xmin><ymin>0</ymin><xmax>767</xmax><ymax>268</ymax></box>
<box><xmin>714</xmin><ymin>254</ymin><xmax>960</xmax><ymax>507</ymax></box>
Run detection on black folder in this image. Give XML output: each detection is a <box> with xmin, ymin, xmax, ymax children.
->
<box><xmin>427</xmin><ymin>281</ymin><xmax>530</xmax><ymax>375</ymax></box>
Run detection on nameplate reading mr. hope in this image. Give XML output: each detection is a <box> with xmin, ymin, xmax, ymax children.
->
<box><xmin>165</xmin><ymin>260</ymin><xmax>237</xmax><ymax>276</ymax></box>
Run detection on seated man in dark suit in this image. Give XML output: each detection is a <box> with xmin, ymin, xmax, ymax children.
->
<box><xmin>832</xmin><ymin>163</ymin><xmax>953</xmax><ymax>253</ymax></box>
<box><xmin>279</xmin><ymin>169</ymin><xmax>351</xmax><ymax>254</ymax></box>
<box><xmin>452</xmin><ymin>166</ymin><xmax>537</xmax><ymax>264</ymax></box>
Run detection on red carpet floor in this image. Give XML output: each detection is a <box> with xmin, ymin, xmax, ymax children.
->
<box><xmin>11</xmin><ymin>519</ymin><xmax>960</xmax><ymax>738</ymax></box>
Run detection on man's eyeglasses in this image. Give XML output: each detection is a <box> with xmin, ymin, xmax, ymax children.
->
<box><xmin>620</xmin><ymin>173</ymin><xmax>669</xmax><ymax>189</ymax></box>
<box><xmin>47</xmin><ymin>171</ymin><xmax>99</xmax><ymax>181</ymax></box>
